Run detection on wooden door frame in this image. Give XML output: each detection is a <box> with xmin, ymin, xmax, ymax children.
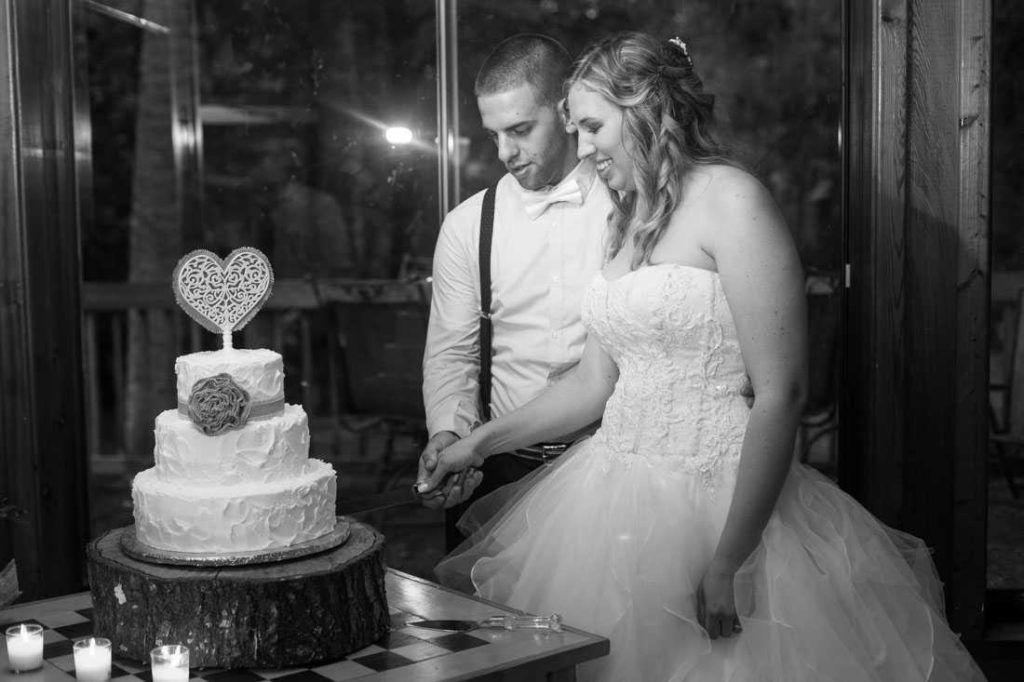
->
<box><xmin>842</xmin><ymin>0</ymin><xmax>990</xmax><ymax>637</ymax></box>
<box><xmin>0</xmin><ymin>0</ymin><xmax>90</xmax><ymax>600</ymax></box>
<box><xmin>0</xmin><ymin>0</ymin><xmax>203</xmax><ymax>600</ymax></box>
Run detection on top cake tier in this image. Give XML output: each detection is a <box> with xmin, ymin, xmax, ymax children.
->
<box><xmin>176</xmin><ymin>348</ymin><xmax>284</xmax><ymax>407</ymax></box>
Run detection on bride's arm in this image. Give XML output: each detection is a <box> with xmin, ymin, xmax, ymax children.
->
<box><xmin>417</xmin><ymin>335</ymin><xmax>618</xmax><ymax>493</ymax></box>
<box><xmin>708</xmin><ymin>171</ymin><xmax>808</xmax><ymax>573</ymax></box>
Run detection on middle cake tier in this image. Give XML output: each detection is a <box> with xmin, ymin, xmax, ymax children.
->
<box><xmin>154</xmin><ymin>404</ymin><xmax>309</xmax><ymax>485</ymax></box>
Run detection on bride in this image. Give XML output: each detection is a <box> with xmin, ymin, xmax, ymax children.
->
<box><xmin>417</xmin><ymin>31</ymin><xmax>986</xmax><ymax>682</ymax></box>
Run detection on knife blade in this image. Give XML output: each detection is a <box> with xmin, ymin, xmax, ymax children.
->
<box><xmin>404</xmin><ymin>619</ymin><xmax>478</xmax><ymax>632</ymax></box>
<box><xmin>337</xmin><ymin>484</ymin><xmax>426</xmax><ymax>515</ymax></box>
<box><xmin>338</xmin><ymin>469</ymin><xmax>472</xmax><ymax>515</ymax></box>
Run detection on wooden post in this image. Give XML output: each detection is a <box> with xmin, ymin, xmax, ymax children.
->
<box><xmin>843</xmin><ymin>0</ymin><xmax>990</xmax><ymax>637</ymax></box>
<box><xmin>0</xmin><ymin>0</ymin><xmax>90</xmax><ymax>599</ymax></box>
<box><xmin>951</xmin><ymin>0</ymin><xmax>991</xmax><ymax>639</ymax></box>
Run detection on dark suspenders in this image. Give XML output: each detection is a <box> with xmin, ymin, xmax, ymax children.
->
<box><xmin>478</xmin><ymin>183</ymin><xmax>497</xmax><ymax>422</ymax></box>
<box><xmin>476</xmin><ymin>181</ymin><xmax>574</xmax><ymax>463</ymax></box>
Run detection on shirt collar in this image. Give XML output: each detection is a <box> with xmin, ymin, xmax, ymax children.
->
<box><xmin>514</xmin><ymin>159</ymin><xmax>597</xmax><ymax>205</ymax></box>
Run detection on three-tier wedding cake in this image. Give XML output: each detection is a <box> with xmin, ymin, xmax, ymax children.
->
<box><xmin>131</xmin><ymin>348</ymin><xmax>337</xmax><ymax>554</ymax></box>
<box><xmin>129</xmin><ymin>247</ymin><xmax>337</xmax><ymax>555</ymax></box>
<box><xmin>90</xmin><ymin>247</ymin><xmax>387</xmax><ymax>669</ymax></box>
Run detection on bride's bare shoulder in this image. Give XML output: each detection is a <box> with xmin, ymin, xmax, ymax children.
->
<box><xmin>686</xmin><ymin>164</ymin><xmax>778</xmax><ymax>222</ymax></box>
<box><xmin>688</xmin><ymin>164</ymin><xmax>767</xmax><ymax>200</ymax></box>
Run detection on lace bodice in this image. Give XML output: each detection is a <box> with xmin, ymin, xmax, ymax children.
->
<box><xmin>583</xmin><ymin>264</ymin><xmax>749</xmax><ymax>483</ymax></box>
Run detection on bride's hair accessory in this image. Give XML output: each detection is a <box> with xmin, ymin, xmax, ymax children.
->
<box><xmin>668</xmin><ymin>37</ymin><xmax>691</xmax><ymax>63</ymax></box>
<box><xmin>658</xmin><ymin>36</ymin><xmax>693</xmax><ymax>79</ymax></box>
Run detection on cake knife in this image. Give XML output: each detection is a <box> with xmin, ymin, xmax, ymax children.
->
<box><xmin>337</xmin><ymin>484</ymin><xmax>426</xmax><ymax>515</ymax></box>
<box><xmin>406</xmin><ymin>613</ymin><xmax>563</xmax><ymax>632</ymax></box>
<box><xmin>337</xmin><ymin>470</ymin><xmax>470</xmax><ymax>515</ymax></box>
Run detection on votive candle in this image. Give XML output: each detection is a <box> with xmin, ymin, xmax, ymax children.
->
<box><xmin>73</xmin><ymin>637</ymin><xmax>112</xmax><ymax>682</ymax></box>
<box><xmin>150</xmin><ymin>644</ymin><xmax>189</xmax><ymax>682</ymax></box>
<box><xmin>5</xmin><ymin>623</ymin><xmax>44</xmax><ymax>672</ymax></box>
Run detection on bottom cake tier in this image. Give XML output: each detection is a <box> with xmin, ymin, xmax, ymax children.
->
<box><xmin>132</xmin><ymin>459</ymin><xmax>337</xmax><ymax>554</ymax></box>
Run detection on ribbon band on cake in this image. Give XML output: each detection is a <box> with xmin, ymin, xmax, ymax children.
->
<box><xmin>178</xmin><ymin>396</ymin><xmax>284</xmax><ymax>422</ymax></box>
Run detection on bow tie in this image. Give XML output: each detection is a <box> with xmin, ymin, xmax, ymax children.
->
<box><xmin>522</xmin><ymin>181</ymin><xmax>584</xmax><ymax>220</ymax></box>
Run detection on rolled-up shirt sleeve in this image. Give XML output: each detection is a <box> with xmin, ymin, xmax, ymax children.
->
<box><xmin>423</xmin><ymin>200</ymin><xmax>483</xmax><ymax>438</ymax></box>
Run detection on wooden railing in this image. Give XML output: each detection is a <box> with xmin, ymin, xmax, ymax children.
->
<box><xmin>81</xmin><ymin>269</ymin><xmax>1024</xmax><ymax>466</ymax></box>
<box><xmin>81</xmin><ymin>277</ymin><xmax>431</xmax><ymax>461</ymax></box>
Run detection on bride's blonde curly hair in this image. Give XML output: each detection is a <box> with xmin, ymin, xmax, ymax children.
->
<box><xmin>567</xmin><ymin>31</ymin><xmax>733</xmax><ymax>268</ymax></box>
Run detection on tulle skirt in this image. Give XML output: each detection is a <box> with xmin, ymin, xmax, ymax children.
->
<box><xmin>435</xmin><ymin>439</ymin><xmax>986</xmax><ymax>682</ymax></box>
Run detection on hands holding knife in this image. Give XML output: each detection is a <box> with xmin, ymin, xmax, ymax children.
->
<box><xmin>336</xmin><ymin>432</ymin><xmax>483</xmax><ymax>515</ymax></box>
<box><xmin>414</xmin><ymin>430</ymin><xmax>484</xmax><ymax>509</ymax></box>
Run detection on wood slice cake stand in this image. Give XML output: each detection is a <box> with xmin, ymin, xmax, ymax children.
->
<box><xmin>86</xmin><ymin>519</ymin><xmax>389</xmax><ymax>669</ymax></box>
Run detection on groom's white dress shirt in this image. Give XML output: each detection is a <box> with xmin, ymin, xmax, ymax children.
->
<box><xmin>423</xmin><ymin>160</ymin><xmax>613</xmax><ymax>439</ymax></box>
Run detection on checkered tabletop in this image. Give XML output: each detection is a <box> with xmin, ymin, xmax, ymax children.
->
<box><xmin>1</xmin><ymin>600</ymin><xmax>491</xmax><ymax>681</ymax></box>
<box><xmin>0</xmin><ymin>572</ymin><xmax>608</xmax><ymax>682</ymax></box>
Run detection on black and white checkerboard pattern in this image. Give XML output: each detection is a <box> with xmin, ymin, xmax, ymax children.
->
<box><xmin>1</xmin><ymin>606</ymin><xmax>491</xmax><ymax>681</ymax></box>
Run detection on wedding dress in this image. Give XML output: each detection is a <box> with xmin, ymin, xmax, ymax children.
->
<box><xmin>436</xmin><ymin>264</ymin><xmax>985</xmax><ymax>681</ymax></box>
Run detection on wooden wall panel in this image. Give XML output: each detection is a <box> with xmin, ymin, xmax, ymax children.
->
<box><xmin>843</xmin><ymin>0</ymin><xmax>990</xmax><ymax>637</ymax></box>
<box><xmin>0</xmin><ymin>0</ymin><xmax>90</xmax><ymax>600</ymax></box>
<box><xmin>903</xmin><ymin>0</ymin><xmax>960</xmax><ymax>595</ymax></box>
<box><xmin>872</xmin><ymin>0</ymin><xmax>911</xmax><ymax>524</ymax></box>
<box><xmin>951</xmin><ymin>0</ymin><xmax>991</xmax><ymax>637</ymax></box>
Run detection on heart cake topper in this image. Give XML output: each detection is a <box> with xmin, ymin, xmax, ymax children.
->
<box><xmin>172</xmin><ymin>247</ymin><xmax>274</xmax><ymax>348</ymax></box>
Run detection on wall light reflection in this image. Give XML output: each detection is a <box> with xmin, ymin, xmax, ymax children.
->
<box><xmin>385</xmin><ymin>126</ymin><xmax>414</xmax><ymax>145</ymax></box>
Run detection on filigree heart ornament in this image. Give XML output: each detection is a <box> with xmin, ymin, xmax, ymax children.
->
<box><xmin>173</xmin><ymin>247</ymin><xmax>274</xmax><ymax>340</ymax></box>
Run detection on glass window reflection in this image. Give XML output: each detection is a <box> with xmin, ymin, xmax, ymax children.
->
<box><xmin>77</xmin><ymin>0</ymin><xmax>843</xmax><ymax>577</ymax></box>
<box><xmin>197</xmin><ymin>0</ymin><xmax>439</xmax><ymax>279</ymax></box>
<box><xmin>456</xmin><ymin>1</ymin><xmax>842</xmax><ymax>475</ymax></box>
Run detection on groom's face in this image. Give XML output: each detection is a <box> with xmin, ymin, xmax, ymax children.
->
<box><xmin>478</xmin><ymin>83</ymin><xmax>575</xmax><ymax>191</ymax></box>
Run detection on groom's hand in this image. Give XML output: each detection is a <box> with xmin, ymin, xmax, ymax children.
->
<box><xmin>418</xmin><ymin>431</ymin><xmax>460</xmax><ymax>509</ymax></box>
<box><xmin>419</xmin><ymin>432</ymin><xmax>459</xmax><ymax>479</ymax></box>
<box><xmin>416</xmin><ymin>437</ymin><xmax>485</xmax><ymax>507</ymax></box>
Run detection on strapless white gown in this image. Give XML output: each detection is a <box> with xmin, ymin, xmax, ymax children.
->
<box><xmin>436</xmin><ymin>264</ymin><xmax>985</xmax><ymax>681</ymax></box>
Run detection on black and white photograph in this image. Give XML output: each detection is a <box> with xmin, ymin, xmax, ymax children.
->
<box><xmin>0</xmin><ymin>1</ymin><xmax>1019</xmax><ymax>680</ymax></box>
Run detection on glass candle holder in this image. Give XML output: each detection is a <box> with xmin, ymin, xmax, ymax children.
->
<box><xmin>73</xmin><ymin>637</ymin><xmax>112</xmax><ymax>682</ymax></box>
<box><xmin>150</xmin><ymin>645</ymin><xmax>189</xmax><ymax>682</ymax></box>
<box><xmin>5</xmin><ymin>623</ymin><xmax>44</xmax><ymax>672</ymax></box>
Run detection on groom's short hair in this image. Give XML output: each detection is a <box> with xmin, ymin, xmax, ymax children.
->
<box><xmin>474</xmin><ymin>33</ymin><xmax>572</xmax><ymax>105</ymax></box>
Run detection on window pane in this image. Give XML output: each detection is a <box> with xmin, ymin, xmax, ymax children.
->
<box><xmin>78</xmin><ymin>1</ymin><xmax>440</xmax><ymax>562</ymax></box>
<box><xmin>198</xmin><ymin>0</ymin><xmax>439</xmax><ymax>279</ymax></box>
<box><xmin>456</xmin><ymin>1</ymin><xmax>842</xmax><ymax>474</ymax></box>
<box><xmin>77</xmin><ymin>1</ymin><xmax>843</xmax><ymax>581</ymax></box>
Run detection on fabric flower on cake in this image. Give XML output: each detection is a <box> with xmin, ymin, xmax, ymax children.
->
<box><xmin>187</xmin><ymin>373</ymin><xmax>252</xmax><ymax>436</ymax></box>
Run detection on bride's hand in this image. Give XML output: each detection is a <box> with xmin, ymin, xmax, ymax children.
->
<box><xmin>416</xmin><ymin>436</ymin><xmax>486</xmax><ymax>500</ymax></box>
<box><xmin>696</xmin><ymin>561</ymin><xmax>742</xmax><ymax>639</ymax></box>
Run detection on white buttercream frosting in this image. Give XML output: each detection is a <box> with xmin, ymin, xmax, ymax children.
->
<box><xmin>176</xmin><ymin>348</ymin><xmax>284</xmax><ymax>407</ymax></box>
<box><xmin>132</xmin><ymin>459</ymin><xmax>337</xmax><ymax>553</ymax></box>
<box><xmin>135</xmin><ymin>347</ymin><xmax>339</xmax><ymax>555</ymax></box>
<box><xmin>153</xmin><ymin>404</ymin><xmax>310</xmax><ymax>486</ymax></box>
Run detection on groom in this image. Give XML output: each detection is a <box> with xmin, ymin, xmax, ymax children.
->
<box><xmin>419</xmin><ymin>34</ymin><xmax>613</xmax><ymax>551</ymax></box>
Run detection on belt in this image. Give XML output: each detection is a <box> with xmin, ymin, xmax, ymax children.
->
<box><xmin>512</xmin><ymin>441</ymin><xmax>572</xmax><ymax>463</ymax></box>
